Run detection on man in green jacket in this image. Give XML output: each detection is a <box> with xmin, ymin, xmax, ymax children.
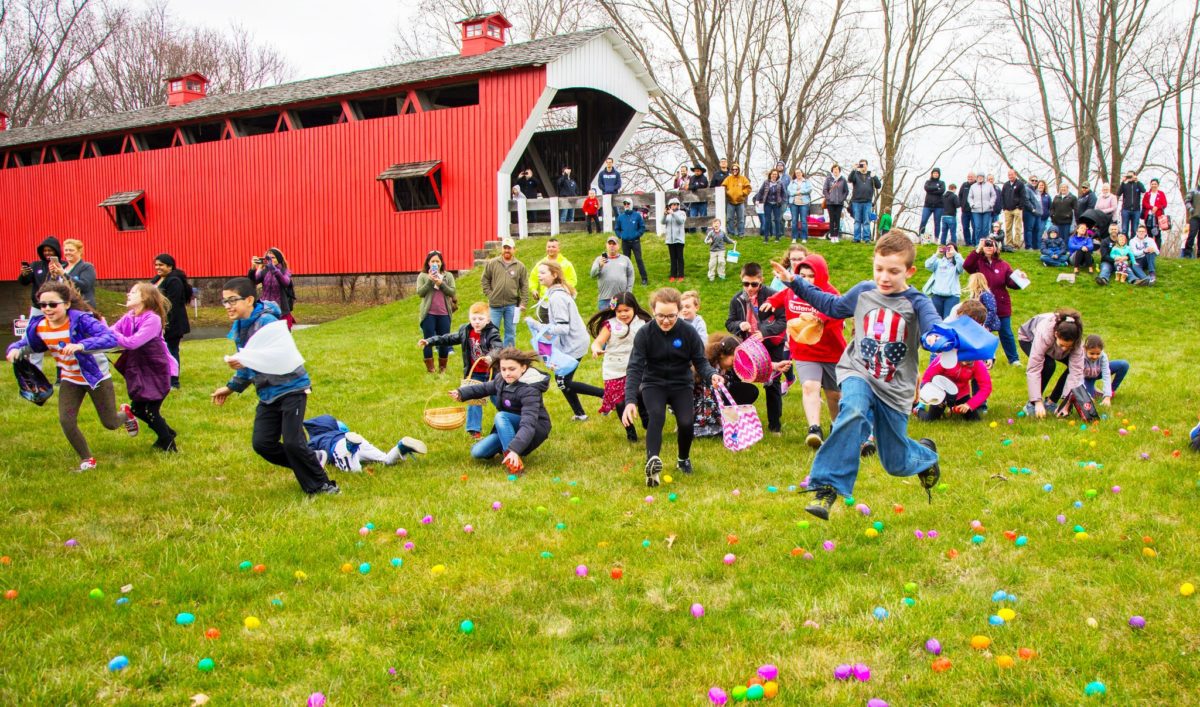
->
<box><xmin>481</xmin><ymin>238</ymin><xmax>528</xmax><ymax>347</ymax></box>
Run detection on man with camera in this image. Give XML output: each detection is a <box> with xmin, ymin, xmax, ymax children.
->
<box><xmin>1117</xmin><ymin>171</ymin><xmax>1147</xmax><ymax>239</ymax></box>
<box><xmin>847</xmin><ymin>159</ymin><xmax>881</xmax><ymax>243</ymax></box>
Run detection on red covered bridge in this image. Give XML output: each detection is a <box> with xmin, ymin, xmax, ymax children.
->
<box><xmin>0</xmin><ymin>14</ymin><xmax>657</xmax><ymax>280</ymax></box>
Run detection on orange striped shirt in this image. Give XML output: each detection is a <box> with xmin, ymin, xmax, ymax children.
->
<box><xmin>36</xmin><ymin>318</ymin><xmax>109</xmax><ymax>386</ymax></box>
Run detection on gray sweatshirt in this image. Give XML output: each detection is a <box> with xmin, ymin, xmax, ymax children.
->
<box><xmin>663</xmin><ymin>208</ymin><xmax>688</xmax><ymax>245</ymax></box>
<box><xmin>537</xmin><ymin>285</ymin><xmax>590</xmax><ymax>359</ymax></box>
<box><xmin>590</xmin><ymin>254</ymin><xmax>634</xmax><ymax>301</ymax></box>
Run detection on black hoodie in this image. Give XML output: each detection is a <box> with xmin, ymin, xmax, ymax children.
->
<box><xmin>923</xmin><ymin>173</ymin><xmax>946</xmax><ymax>208</ymax></box>
<box><xmin>17</xmin><ymin>236</ymin><xmax>63</xmax><ymax>305</ymax></box>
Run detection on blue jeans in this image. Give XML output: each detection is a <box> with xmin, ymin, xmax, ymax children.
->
<box><xmin>807</xmin><ymin>376</ymin><xmax>939</xmax><ymax>498</ymax></box>
<box><xmin>998</xmin><ymin>315</ymin><xmax>1019</xmax><ymax>364</ymax></box>
<box><xmin>1098</xmin><ymin>261</ymin><xmax>1113</xmax><ymax>280</ymax></box>
<box><xmin>850</xmin><ymin>201</ymin><xmax>872</xmax><ymax>242</ymax></box>
<box><xmin>1053</xmin><ymin>222</ymin><xmax>1072</xmax><ymax>241</ymax></box>
<box><xmin>1097</xmin><ymin>359</ymin><xmax>1130</xmax><ymax>396</ymax></box>
<box><xmin>762</xmin><ymin>203</ymin><xmax>783</xmax><ymax>240</ymax></box>
<box><xmin>597</xmin><ymin>298</ymin><xmax>613</xmax><ymax>312</ymax></box>
<box><xmin>727</xmin><ymin>202</ymin><xmax>746</xmax><ymax>236</ymax></box>
<box><xmin>559</xmin><ymin>208</ymin><xmax>575</xmax><ymax>222</ymax></box>
<box><xmin>490</xmin><ymin>305</ymin><xmax>517</xmax><ymax>347</ymax></box>
<box><xmin>930</xmin><ymin>294</ymin><xmax>959</xmax><ymax>319</ymax></box>
<box><xmin>1030</xmin><ymin>216</ymin><xmax>1044</xmax><ymax>250</ymax></box>
<box><xmin>689</xmin><ymin>202</ymin><xmax>708</xmax><ymax>219</ymax></box>
<box><xmin>1136</xmin><ymin>253</ymin><xmax>1156</xmax><ymax>276</ymax></box>
<box><xmin>1121</xmin><ymin>209</ymin><xmax>1140</xmax><ymax>238</ymax></box>
<box><xmin>962</xmin><ymin>213</ymin><xmax>974</xmax><ymax>245</ymax></box>
<box><xmin>470</xmin><ymin>411</ymin><xmax>521</xmax><ymax>459</ymax></box>
<box><xmin>465</xmin><ymin>371</ymin><xmax>489</xmax><ymax>433</ymax></box>
<box><xmin>971</xmin><ymin>213</ymin><xmax>992</xmax><ymax>240</ymax></box>
<box><xmin>919</xmin><ymin>207</ymin><xmax>943</xmax><ymax>237</ymax></box>
<box><xmin>1022</xmin><ymin>210</ymin><xmax>1037</xmax><ymax>249</ymax></box>
<box><xmin>939</xmin><ymin>215</ymin><xmax>957</xmax><ymax>244</ymax></box>
<box><xmin>420</xmin><ymin>313</ymin><xmax>452</xmax><ymax>358</ymax></box>
<box><xmin>790</xmin><ymin>204</ymin><xmax>810</xmax><ymax>240</ymax></box>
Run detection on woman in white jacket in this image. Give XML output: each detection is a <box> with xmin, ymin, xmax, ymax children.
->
<box><xmin>533</xmin><ymin>261</ymin><xmax>603</xmax><ymax>420</ymax></box>
<box><xmin>663</xmin><ymin>197</ymin><xmax>688</xmax><ymax>281</ymax></box>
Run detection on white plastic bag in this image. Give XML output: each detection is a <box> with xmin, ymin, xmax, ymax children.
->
<box><xmin>223</xmin><ymin>320</ymin><xmax>304</xmax><ymax>374</ymax></box>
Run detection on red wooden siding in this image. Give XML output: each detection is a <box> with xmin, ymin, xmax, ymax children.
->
<box><xmin>0</xmin><ymin>67</ymin><xmax>547</xmax><ymax>279</ymax></box>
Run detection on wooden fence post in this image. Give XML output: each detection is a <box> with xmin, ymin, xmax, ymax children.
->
<box><xmin>517</xmin><ymin>199</ymin><xmax>529</xmax><ymax>239</ymax></box>
<box><xmin>549</xmin><ymin>197</ymin><xmax>560</xmax><ymax>236</ymax></box>
<box><xmin>602</xmin><ymin>195</ymin><xmax>614</xmax><ymax>233</ymax></box>
<box><xmin>715</xmin><ymin>186</ymin><xmax>726</xmax><ymax>228</ymax></box>
<box><xmin>655</xmin><ymin>191</ymin><xmax>665</xmax><ymax>237</ymax></box>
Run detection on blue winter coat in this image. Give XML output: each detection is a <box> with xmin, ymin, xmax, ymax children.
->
<box><xmin>225</xmin><ymin>301</ymin><xmax>313</xmax><ymax>403</ymax></box>
<box><xmin>615</xmin><ymin>209</ymin><xmax>646</xmax><ymax>242</ymax></box>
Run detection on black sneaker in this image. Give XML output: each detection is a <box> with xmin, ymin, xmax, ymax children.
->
<box><xmin>1095</xmin><ymin>275</ymin><xmax>1108</xmax><ymax>286</ymax></box>
<box><xmin>801</xmin><ymin>485</ymin><xmax>838</xmax><ymax>520</ymax></box>
<box><xmin>860</xmin><ymin>436</ymin><xmax>877</xmax><ymax>458</ymax></box>
<box><xmin>311</xmin><ymin>482</ymin><xmax>341</xmax><ymax>496</ymax></box>
<box><xmin>677</xmin><ymin>458</ymin><xmax>693</xmax><ymax>475</ymax></box>
<box><xmin>916</xmin><ymin>438</ymin><xmax>940</xmax><ymax>503</ymax></box>
<box><xmin>644</xmin><ymin>456</ymin><xmax>663</xmax><ymax>488</ymax></box>
<box><xmin>625</xmin><ymin>425</ymin><xmax>639</xmax><ymax>443</ymax></box>
<box><xmin>805</xmin><ymin>425</ymin><xmax>824</xmax><ymax>449</ymax></box>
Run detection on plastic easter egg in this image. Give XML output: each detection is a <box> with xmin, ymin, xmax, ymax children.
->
<box><xmin>946</xmin><ymin>549</ymin><xmax>959</xmax><ymax>559</ymax></box>
<box><xmin>430</xmin><ymin>564</ymin><xmax>446</xmax><ymax>576</ymax></box>
<box><xmin>998</xmin><ymin>608</ymin><xmax>1016</xmax><ymax>621</ymax></box>
<box><xmin>460</xmin><ymin>619</ymin><xmax>475</xmax><ymax>634</ymax></box>
<box><xmin>766</xmin><ymin>485</ymin><xmax>778</xmax><ymax>493</ymax></box>
<box><xmin>762</xmin><ymin>681</ymin><xmax>778</xmax><ymax>699</ymax></box>
<box><xmin>972</xmin><ymin>535</ymin><xmax>985</xmax><ymax>545</ymax></box>
<box><xmin>757</xmin><ymin>664</ymin><xmax>778</xmax><ymax>681</ymax></box>
<box><xmin>873</xmin><ymin>607</ymin><xmax>889</xmax><ymax>620</ymax></box>
<box><xmin>0</xmin><ymin>556</ymin><xmax>10</xmax><ymax>565</ymax></box>
<box><xmin>904</xmin><ymin>582</ymin><xmax>918</xmax><ymax>595</ymax></box>
<box><xmin>89</xmin><ymin>587</ymin><xmax>104</xmax><ymax>600</ymax></box>
<box><xmin>64</xmin><ymin>538</ymin><xmax>78</xmax><ymax>547</ymax></box>
<box><xmin>539</xmin><ymin>551</ymin><xmax>552</xmax><ymax>559</ymax></box>
<box><xmin>243</xmin><ymin>616</ymin><xmax>260</xmax><ymax>630</ymax></box>
<box><xmin>463</xmin><ymin>524</ymin><xmax>474</xmax><ymax>534</ymax></box>
<box><xmin>1142</xmin><ymin>547</ymin><xmax>1157</xmax><ymax>558</ymax></box>
<box><xmin>611</xmin><ymin>567</ymin><xmax>623</xmax><ymax>580</ymax></box>
<box><xmin>1018</xmin><ymin>647</ymin><xmax>1036</xmax><ymax>660</ymax></box>
<box><xmin>709</xmin><ymin>687</ymin><xmax>728</xmax><ymax>705</ymax></box>
<box><xmin>1015</xmin><ymin>536</ymin><xmax>1028</xmax><ymax>547</ymax></box>
<box><xmin>644</xmin><ymin>495</ymin><xmax>654</xmax><ymax>504</ymax></box>
<box><xmin>1076</xmin><ymin>532</ymin><xmax>1090</xmax><ymax>541</ymax></box>
<box><xmin>856</xmin><ymin>503</ymin><xmax>871</xmax><ymax>516</ymax></box>
<box><xmin>358</xmin><ymin>563</ymin><xmax>371</xmax><ymax>575</ymax></box>
<box><xmin>872</xmin><ymin>521</ymin><xmax>884</xmax><ymax>531</ymax></box>
<box><xmin>252</xmin><ymin>564</ymin><xmax>266</xmax><ymax>574</ymax></box>
<box><xmin>663</xmin><ymin>474</ymin><xmax>673</xmax><ymax>484</ymax></box>
<box><xmin>1084</xmin><ymin>681</ymin><xmax>1106</xmax><ymax>696</ymax></box>
<box><xmin>1128</xmin><ymin>615</ymin><xmax>1145</xmax><ymax>629</ymax></box>
<box><xmin>396</xmin><ymin>528</ymin><xmax>408</xmax><ymax>537</ymax></box>
<box><xmin>641</xmin><ymin>540</ymin><xmax>651</xmax><ymax>548</ymax></box>
<box><xmin>197</xmin><ymin>657</ymin><xmax>215</xmax><ymax>672</ymax></box>
<box><xmin>927</xmin><ymin>530</ymin><xmax>939</xmax><ymax>539</ymax></box>
<box><xmin>864</xmin><ymin>528</ymin><xmax>879</xmax><ymax>539</ymax></box>
<box><xmin>731</xmin><ymin>686</ymin><xmax>748</xmax><ymax>701</ymax></box>
<box><xmin>575</xmin><ymin>564</ymin><xmax>588</xmax><ymax>577</ymax></box>
<box><xmin>115</xmin><ymin>597</ymin><xmax>129</xmax><ymax>607</ymax></box>
<box><xmin>989</xmin><ymin>615</ymin><xmax>1005</xmax><ymax>626</ymax></box>
<box><xmin>925</xmin><ymin>638</ymin><xmax>942</xmax><ymax>655</ymax></box>
<box><xmin>1087</xmin><ymin>617</ymin><xmax>1099</xmax><ymax>628</ymax></box>
<box><xmin>358</xmin><ymin>527</ymin><xmax>369</xmax><ymax>536</ymax></box>
<box><xmin>205</xmin><ymin>627</ymin><xmax>220</xmax><ymax>640</ymax></box>
<box><xmin>797</xmin><ymin>520</ymin><xmax>810</xmax><ymax>529</ymax></box>
<box><xmin>390</xmin><ymin>558</ymin><xmax>402</xmax><ymax>568</ymax></box>
<box><xmin>745</xmin><ymin>684</ymin><xmax>764</xmax><ymax>701</ymax></box>
<box><xmin>1181</xmin><ymin>582</ymin><xmax>1195</xmax><ymax>596</ymax></box>
<box><xmin>931</xmin><ymin>657</ymin><xmax>952</xmax><ymax>672</ymax></box>
<box><xmin>914</xmin><ymin>530</ymin><xmax>925</xmax><ymax>539</ymax></box>
<box><xmin>723</xmin><ymin>553</ymin><xmax>736</xmax><ymax>565</ymax></box>
<box><xmin>669</xmin><ymin>493</ymin><xmax>678</xmax><ymax>502</ymax></box>
<box><xmin>868</xmin><ymin>699</ymin><xmax>889</xmax><ymax>707</ymax></box>
<box><xmin>404</xmin><ymin>541</ymin><xmax>415</xmax><ymax>550</ymax></box>
<box><xmin>970</xmin><ymin>520</ymin><xmax>983</xmax><ymax>529</ymax></box>
<box><xmin>420</xmin><ymin>515</ymin><xmax>433</xmax><ymax>525</ymax></box>
<box><xmin>970</xmin><ymin>635</ymin><xmax>991</xmax><ymax>650</ymax></box>
<box><xmin>4</xmin><ymin>589</ymin><xmax>17</xmax><ymax>601</ymax></box>
<box><xmin>555</xmin><ymin>523</ymin><xmax>566</xmax><ymax>531</ymax></box>
<box><xmin>1085</xmin><ymin>489</ymin><xmax>1098</xmax><ymax>498</ymax></box>
<box><xmin>844</xmin><ymin>496</ymin><xmax>855</xmax><ymax>505</ymax></box>
<box><xmin>238</xmin><ymin>560</ymin><xmax>252</xmax><ymax>571</ymax></box>
<box><xmin>107</xmin><ymin>655</ymin><xmax>129</xmax><ymax>672</ymax></box>
<box><xmin>992</xmin><ymin>590</ymin><xmax>1007</xmax><ymax>602</ymax></box>
<box><xmin>852</xmin><ymin>663</ymin><xmax>871</xmax><ymax>682</ymax></box>
<box><xmin>176</xmin><ymin>612</ymin><xmax>195</xmax><ymax>626</ymax></box>
<box><xmin>833</xmin><ymin>664</ymin><xmax>852</xmax><ymax>680</ymax></box>
<box><xmin>691</xmin><ymin>603</ymin><xmax>705</xmax><ymax>618</ymax></box>
<box><xmin>1057</xmin><ymin>514</ymin><xmax>1067</xmax><ymax>524</ymax></box>
<box><xmin>902</xmin><ymin>597</ymin><xmax>915</xmax><ymax>607</ymax></box>
<box><xmin>307</xmin><ymin>693</ymin><xmax>327</xmax><ymax>707</ymax></box>
<box><xmin>491</xmin><ymin>501</ymin><xmax>502</xmax><ymax>511</ymax></box>
<box><xmin>823</xmin><ymin>540</ymin><xmax>836</xmax><ymax>552</ymax></box>
<box><xmin>996</xmin><ymin>655</ymin><xmax>1015</xmax><ymax>668</ymax></box>
<box><xmin>294</xmin><ymin>570</ymin><xmax>308</xmax><ymax>582</ymax></box>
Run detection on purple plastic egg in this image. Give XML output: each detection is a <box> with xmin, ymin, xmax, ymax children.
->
<box><xmin>307</xmin><ymin>693</ymin><xmax>326</xmax><ymax>707</ymax></box>
<box><xmin>868</xmin><ymin>700</ymin><xmax>890</xmax><ymax>707</ymax></box>
<box><xmin>491</xmin><ymin>501</ymin><xmax>502</xmax><ymax>511</ymax></box>
<box><xmin>757</xmin><ymin>664</ymin><xmax>778</xmax><ymax>681</ymax></box>
<box><xmin>925</xmin><ymin>638</ymin><xmax>942</xmax><ymax>655</ymax></box>
<box><xmin>463</xmin><ymin>524</ymin><xmax>474</xmax><ymax>534</ymax></box>
<box><xmin>834</xmin><ymin>664</ymin><xmax>852</xmax><ymax>680</ymax></box>
<box><xmin>927</xmin><ymin>530</ymin><xmax>939</xmax><ymax>539</ymax></box>
<box><xmin>708</xmin><ymin>687</ymin><xmax>728</xmax><ymax>705</ymax></box>
<box><xmin>853</xmin><ymin>663</ymin><xmax>871</xmax><ymax>681</ymax></box>
<box><xmin>395</xmin><ymin>528</ymin><xmax>408</xmax><ymax>537</ymax></box>
<box><xmin>420</xmin><ymin>515</ymin><xmax>433</xmax><ymax>525</ymax></box>
<box><xmin>1111</xmin><ymin>486</ymin><xmax>1121</xmax><ymax>494</ymax></box>
<box><xmin>723</xmin><ymin>553</ymin><xmax>736</xmax><ymax>565</ymax></box>
<box><xmin>914</xmin><ymin>529</ymin><xmax>925</xmax><ymax>539</ymax></box>
<box><xmin>575</xmin><ymin>564</ymin><xmax>588</xmax><ymax>577</ymax></box>
<box><xmin>1056</xmin><ymin>514</ymin><xmax>1067</xmax><ymax>524</ymax></box>
<box><xmin>823</xmin><ymin>540</ymin><xmax>836</xmax><ymax>552</ymax></box>
<box><xmin>403</xmin><ymin>541</ymin><xmax>415</xmax><ymax>550</ymax></box>
<box><xmin>64</xmin><ymin>539</ymin><xmax>78</xmax><ymax>547</ymax></box>
<box><xmin>691</xmin><ymin>603</ymin><xmax>705</xmax><ymax>618</ymax></box>
<box><xmin>1129</xmin><ymin>615</ymin><xmax>1146</xmax><ymax>629</ymax></box>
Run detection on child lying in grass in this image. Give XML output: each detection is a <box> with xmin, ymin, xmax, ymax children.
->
<box><xmin>304</xmin><ymin>415</ymin><xmax>426</xmax><ymax>471</ymax></box>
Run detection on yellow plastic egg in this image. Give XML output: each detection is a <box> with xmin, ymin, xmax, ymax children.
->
<box><xmin>763</xmin><ymin>681</ymin><xmax>779</xmax><ymax>699</ymax></box>
<box><xmin>663</xmin><ymin>474</ymin><xmax>673</xmax><ymax>484</ymax></box>
<box><xmin>430</xmin><ymin>564</ymin><xmax>447</xmax><ymax>575</ymax></box>
<box><xmin>1075</xmin><ymin>532</ymin><xmax>1090</xmax><ymax>540</ymax></box>
<box><xmin>865</xmin><ymin>528</ymin><xmax>879</xmax><ymax>538</ymax></box>
<box><xmin>998</xmin><ymin>608</ymin><xmax>1016</xmax><ymax>621</ymax></box>
<box><xmin>340</xmin><ymin>563</ymin><xmax>353</xmax><ymax>574</ymax></box>
<box><xmin>1182</xmin><ymin>582</ymin><xmax>1196</xmax><ymax>596</ymax></box>
<box><xmin>294</xmin><ymin>570</ymin><xmax>308</xmax><ymax>582</ymax></box>
<box><xmin>989</xmin><ymin>421</ymin><xmax>998</xmax><ymax>428</ymax></box>
<box><xmin>996</xmin><ymin>655</ymin><xmax>1015</xmax><ymax>668</ymax></box>
<box><xmin>1142</xmin><ymin>547</ymin><xmax>1158</xmax><ymax>558</ymax></box>
<box><xmin>243</xmin><ymin>616</ymin><xmax>261</xmax><ymax>630</ymax></box>
<box><xmin>970</xmin><ymin>635</ymin><xmax>991</xmax><ymax>650</ymax></box>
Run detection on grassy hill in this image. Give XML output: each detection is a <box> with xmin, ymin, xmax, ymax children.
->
<box><xmin>1</xmin><ymin>233</ymin><xmax>1199</xmax><ymax>704</ymax></box>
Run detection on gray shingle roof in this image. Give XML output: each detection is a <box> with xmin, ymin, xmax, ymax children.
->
<box><xmin>0</xmin><ymin>28</ymin><xmax>609</xmax><ymax>150</ymax></box>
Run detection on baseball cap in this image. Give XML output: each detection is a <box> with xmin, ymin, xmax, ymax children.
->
<box><xmin>606</xmin><ymin>236</ymin><xmax>618</xmax><ymax>244</ymax></box>
<box><xmin>501</xmin><ymin>237</ymin><xmax>515</xmax><ymax>248</ymax></box>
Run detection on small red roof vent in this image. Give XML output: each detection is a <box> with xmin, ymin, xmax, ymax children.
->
<box><xmin>165</xmin><ymin>73</ymin><xmax>209</xmax><ymax>107</ymax></box>
<box><xmin>455</xmin><ymin>12</ymin><xmax>512</xmax><ymax>57</ymax></box>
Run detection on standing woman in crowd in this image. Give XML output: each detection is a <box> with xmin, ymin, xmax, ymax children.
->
<box><xmin>7</xmin><ymin>282</ymin><xmax>136</xmax><ymax>472</ymax></box>
<box><xmin>788</xmin><ymin>168</ymin><xmax>813</xmax><ymax>243</ymax></box>
<box><xmin>755</xmin><ymin>169</ymin><xmax>788</xmax><ymax>243</ymax></box>
<box><xmin>151</xmin><ymin>254</ymin><xmax>190</xmax><ymax>389</ymax></box>
<box><xmin>110</xmin><ymin>282</ymin><xmax>178</xmax><ymax>452</ymax></box>
<box><xmin>533</xmin><ymin>261</ymin><xmax>603</xmax><ymax>420</ymax></box>
<box><xmin>964</xmin><ymin>237</ymin><xmax>1024</xmax><ymax>366</ymax></box>
<box><xmin>251</xmin><ymin>248</ymin><xmax>295</xmax><ymax>329</ymax></box>
<box><xmin>823</xmin><ymin>164</ymin><xmax>849</xmax><ymax>240</ymax></box>
<box><xmin>417</xmin><ymin>250</ymin><xmax>457</xmax><ymax>374</ymax></box>
<box><xmin>54</xmin><ymin>239</ymin><xmax>97</xmax><ymax>308</ymax></box>
<box><xmin>1142</xmin><ymin>178</ymin><xmax>1168</xmax><ymax>248</ymax></box>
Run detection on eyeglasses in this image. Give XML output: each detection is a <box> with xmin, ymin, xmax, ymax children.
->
<box><xmin>220</xmin><ymin>297</ymin><xmax>246</xmax><ymax>307</ymax></box>
<box><xmin>37</xmin><ymin>301</ymin><xmax>65</xmax><ymax>309</ymax></box>
<box><xmin>741</xmin><ymin>281</ymin><xmax>762</xmax><ymax>288</ymax></box>
<box><xmin>654</xmin><ymin>313</ymin><xmax>679</xmax><ymax>322</ymax></box>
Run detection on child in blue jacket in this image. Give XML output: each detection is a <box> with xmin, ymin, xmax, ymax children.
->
<box><xmin>1039</xmin><ymin>229</ymin><xmax>1068</xmax><ymax>267</ymax></box>
<box><xmin>1068</xmin><ymin>225</ymin><xmax>1095</xmax><ymax>274</ymax></box>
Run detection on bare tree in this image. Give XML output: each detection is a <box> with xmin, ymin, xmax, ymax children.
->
<box><xmin>1167</xmin><ymin>0</ymin><xmax>1200</xmax><ymax>206</ymax></box>
<box><xmin>391</xmin><ymin>0</ymin><xmax>604</xmax><ymax>61</ymax></box>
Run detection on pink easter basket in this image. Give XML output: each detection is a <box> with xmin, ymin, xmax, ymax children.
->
<box><xmin>732</xmin><ymin>336</ymin><xmax>774</xmax><ymax>384</ymax></box>
<box><xmin>715</xmin><ymin>383</ymin><xmax>763</xmax><ymax>452</ymax></box>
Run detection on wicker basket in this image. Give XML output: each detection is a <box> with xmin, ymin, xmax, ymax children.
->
<box><xmin>461</xmin><ymin>358</ymin><xmax>492</xmax><ymax>407</ymax></box>
<box><xmin>423</xmin><ymin>393</ymin><xmax>467</xmax><ymax>430</ymax></box>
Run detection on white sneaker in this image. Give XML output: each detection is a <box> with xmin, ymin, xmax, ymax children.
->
<box><xmin>572</xmin><ymin>414</ymin><xmax>588</xmax><ymax>422</ymax></box>
<box><xmin>120</xmin><ymin>404</ymin><xmax>139</xmax><ymax>437</ymax></box>
<box><xmin>75</xmin><ymin>457</ymin><xmax>97</xmax><ymax>473</ymax></box>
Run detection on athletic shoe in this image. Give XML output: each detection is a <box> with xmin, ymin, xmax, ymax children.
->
<box><xmin>74</xmin><ymin>457</ymin><xmax>97</xmax><ymax>473</ymax></box>
<box><xmin>1095</xmin><ymin>276</ymin><xmax>1108</xmax><ymax>286</ymax></box>
<box><xmin>625</xmin><ymin>425</ymin><xmax>639</xmax><ymax>442</ymax></box>
<box><xmin>469</xmin><ymin>431</ymin><xmax>482</xmax><ymax>440</ymax></box>
<box><xmin>572</xmin><ymin>414</ymin><xmax>589</xmax><ymax>422</ymax></box>
<box><xmin>398</xmin><ymin>436</ymin><xmax>427</xmax><ymax>456</ymax></box>
<box><xmin>917</xmin><ymin>438</ymin><xmax>941</xmax><ymax>503</ymax></box>
<box><xmin>805</xmin><ymin>425</ymin><xmax>824</xmax><ymax>449</ymax></box>
<box><xmin>314</xmin><ymin>450</ymin><xmax>329</xmax><ymax>468</ymax></box>
<box><xmin>677</xmin><ymin>458</ymin><xmax>693</xmax><ymax>474</ymax></box>
<box><xmin>1010</xmin><ymin>360</ymin><xmax>1023</xmax><ymax>366</ymax></box>
<box><xmin>119</xmin><ymin>404</ymin><xmax>139</xmax><ymax>437</ymax></box>
<box><xmin>1135</xmin><ymin>278</ymin><xmax>1151</xmax><ymax>287</ymax></box>
<box><xmin>311</xmin><ymin>482</ymin><xmax>341</xmax><ymax>496</ymax></box>
<box><xmin>860</xmin><ymin>436</ymin><xmax>877</xmax><ymax>458</ymax></box>
<box><xmin>645</xmin><ymin>455</ymin><xmax>663</xmax><ymax>488</ymax></box>
<box><xmin>801</xmin><ymin>485</ymin><xmax>838</xmax><ymax>520</ymax></box>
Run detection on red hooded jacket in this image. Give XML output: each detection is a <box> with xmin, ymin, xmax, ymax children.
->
<box><xmin>765</xmin><ymin>254</ymin><xmax>847</xmax><ymax>363</ymax></box>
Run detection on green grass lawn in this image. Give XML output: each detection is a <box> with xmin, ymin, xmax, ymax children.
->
<box><xmin>2</xmin><ymin>233</ymin><xmax>1199</xmax><ymax>704</ymax></box>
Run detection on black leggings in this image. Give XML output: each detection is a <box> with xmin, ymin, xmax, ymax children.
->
<box><xmin>131</xmin><ymin>399</ymin><xmax>176</xmax><ymax>448</ymax></box>
<box><xmin>667</xmin><ymin>243</ymin><xmax>685</xmax><ymax>278</ymax></box>
<box><xmin>827</xmin><ymin>204</ymin><xmax>844</xmax><ymax>237</ymax></box>
<box><xmin>1019</xmin><ymin>340</ymin><xmax>1060</xmax><ymax>400</ymax></box>
<box><xmin>1070</xmin><ymin>249</ymin><xmax>1094</xmax><ymax>269</ymax></box>
<box><xmin>637</xmin><ymin>385</ymin><xmax>695</xmax><ymax>461</ymax></box>
<box><xmin>165</xmin><ymin>336</ymin><xmax>183</xmax><ymax>385</ymax></box>
<box><xmin>556</xmin><ymin>360</ymin><xmax>603</xmax><ymax>416</ymax></box>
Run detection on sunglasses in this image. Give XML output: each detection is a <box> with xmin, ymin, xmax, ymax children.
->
<box><xmin>741</xmin><ymin>281</ymin><xmax>761</xmax><ymax>288</ymax></box>
<box><xmin>37</xmin><ymin>301</ymin><xmax>66</xmax><ymax>309</ymax></box>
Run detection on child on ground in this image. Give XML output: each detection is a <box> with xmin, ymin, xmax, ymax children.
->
<box><xmin>680</xmin><ymin>290</ymin><xmax>708</xmax><ymax>340</ymax></box>
<box><xmin>110</xmin><ymin>282</ymin><xmax>178</xmax><ymax>452</ymax></box>
<box><xmin>915</xmin><ymin>300</ymin><xmax>992</xmax><ymax>421</ymax></box>
<box><xmin>1068</xmin><ymin>224</ymin><xmax>1095</xmax><ymax>274</ymax></box>
<box><xmin>588</xmin><ymin>292</ymin><xmax>651</xmax><ymax>441</ymax></box>
<box><xmin>704</xmin><ymin>218</ymin><xmax>733</xmax><ymax>281</ymax></box>
<box><xmin>7</xmin><ymin>282</ymin><xmax>136</xmax><ymax>471</ymax></box>
<box><xmin>451</xmin><ymin>348</ymin><xmax>551</xmax><ymax>472</ymax></box>
<box><xmin>1017</xmin><ymin>308</ymin><xmax>1085</xmax><ymax>418</ymax></box>
<box><xmin>693</xmin><ymin>335</ymin><xmax>755</xmax><ymax>437</ymax></box>
<box><xmin>419</xmin><ymin>302</ymin><xmax>502</xmax><ymax>439</ymax></box>
<box><xmin>304</xmin><ymin>415</ymin><xmax>426</xmax><ymax>471</ymax></box>
<box><xmin>761</xmin><ymin>254</ymin><xmax>846</xmax><ymax>448</ymax></box>
<box><xmin>1109</xmin><ymin>234</ymin><xmax>1133</xmax><ymax>283</ymax></box>
<box><xmin>1049</xmin><ymin>334</ymin><xmax>1128</xmax><ymax>406</ymax></box>
<box><xmin>210</xmin><ymin>277</ymin><xmax>339</xmax><ymax>495</ymax></box>
<box><xmin>1039</xmin><ymin>228</ymin><xmax>1068</xmax><ymax>267</ymax></box>
<box><xmin>582</xmin><ymin>189</ymin><xmax>601</xmax><ymax>234</ymax></box>
<box><xmin>770</xmin><ymin>233</ymin><xmax>943</xmax><ymax>520</ymax></box>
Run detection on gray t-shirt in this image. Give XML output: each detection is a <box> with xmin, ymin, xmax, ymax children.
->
<box><xmin>590</xmin><ymin>254</ymin><xmax>634</xmax><ymax>301</ymax></box>
<box><xmin>787</xmin><ymin>278</ymin><xmax>942</xmax><ymax>413</ymax></box>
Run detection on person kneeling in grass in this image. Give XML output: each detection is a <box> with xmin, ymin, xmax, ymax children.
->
<box><xmin>770</xmin><ymin>233</ymin><xmax>943</xmax><ymax>520</ymax></box>
<box><xmin>915</xmin><ymin>300</ymin><xmax>992</xmax><ymax>422</ymax></box>
<box><xmin>211</xmin><ymin>277</ymin><xmax>340</xmax><ymax>496</ymax></box>
<box><xmin>420</xmin><ymin>302</ymin><xmax>502</xmax><ymax>440</ymax></box>
<box><xmin>451</xmin><ymin>348</ymin><xmax>551</xmax><ymax>472</ymax></box>
<box><xmin>304</xmin><ymin>415</ymin><xmax>426</xmax><ymax>471</ymax></box>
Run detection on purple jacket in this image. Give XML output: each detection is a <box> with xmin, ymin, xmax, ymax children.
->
<box><xmin>8</xmin><ymin>310</ymin><xmax>117</xmax><ymax>389</ymax></box>
<box><xmin>110</xmin><ymin>310</ymin><xmax>177</xmax><ymax>401</ymax></box>
<box><xmin>253</xmin><ymin>265</ymin><xmax>292</xmax><ymax>315</ymax></box>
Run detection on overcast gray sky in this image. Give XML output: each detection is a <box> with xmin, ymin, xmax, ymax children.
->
<box><xmin>152</xmin><ymin>0</ymin><xmax>417</xmax><ymax>79</ymax></box>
